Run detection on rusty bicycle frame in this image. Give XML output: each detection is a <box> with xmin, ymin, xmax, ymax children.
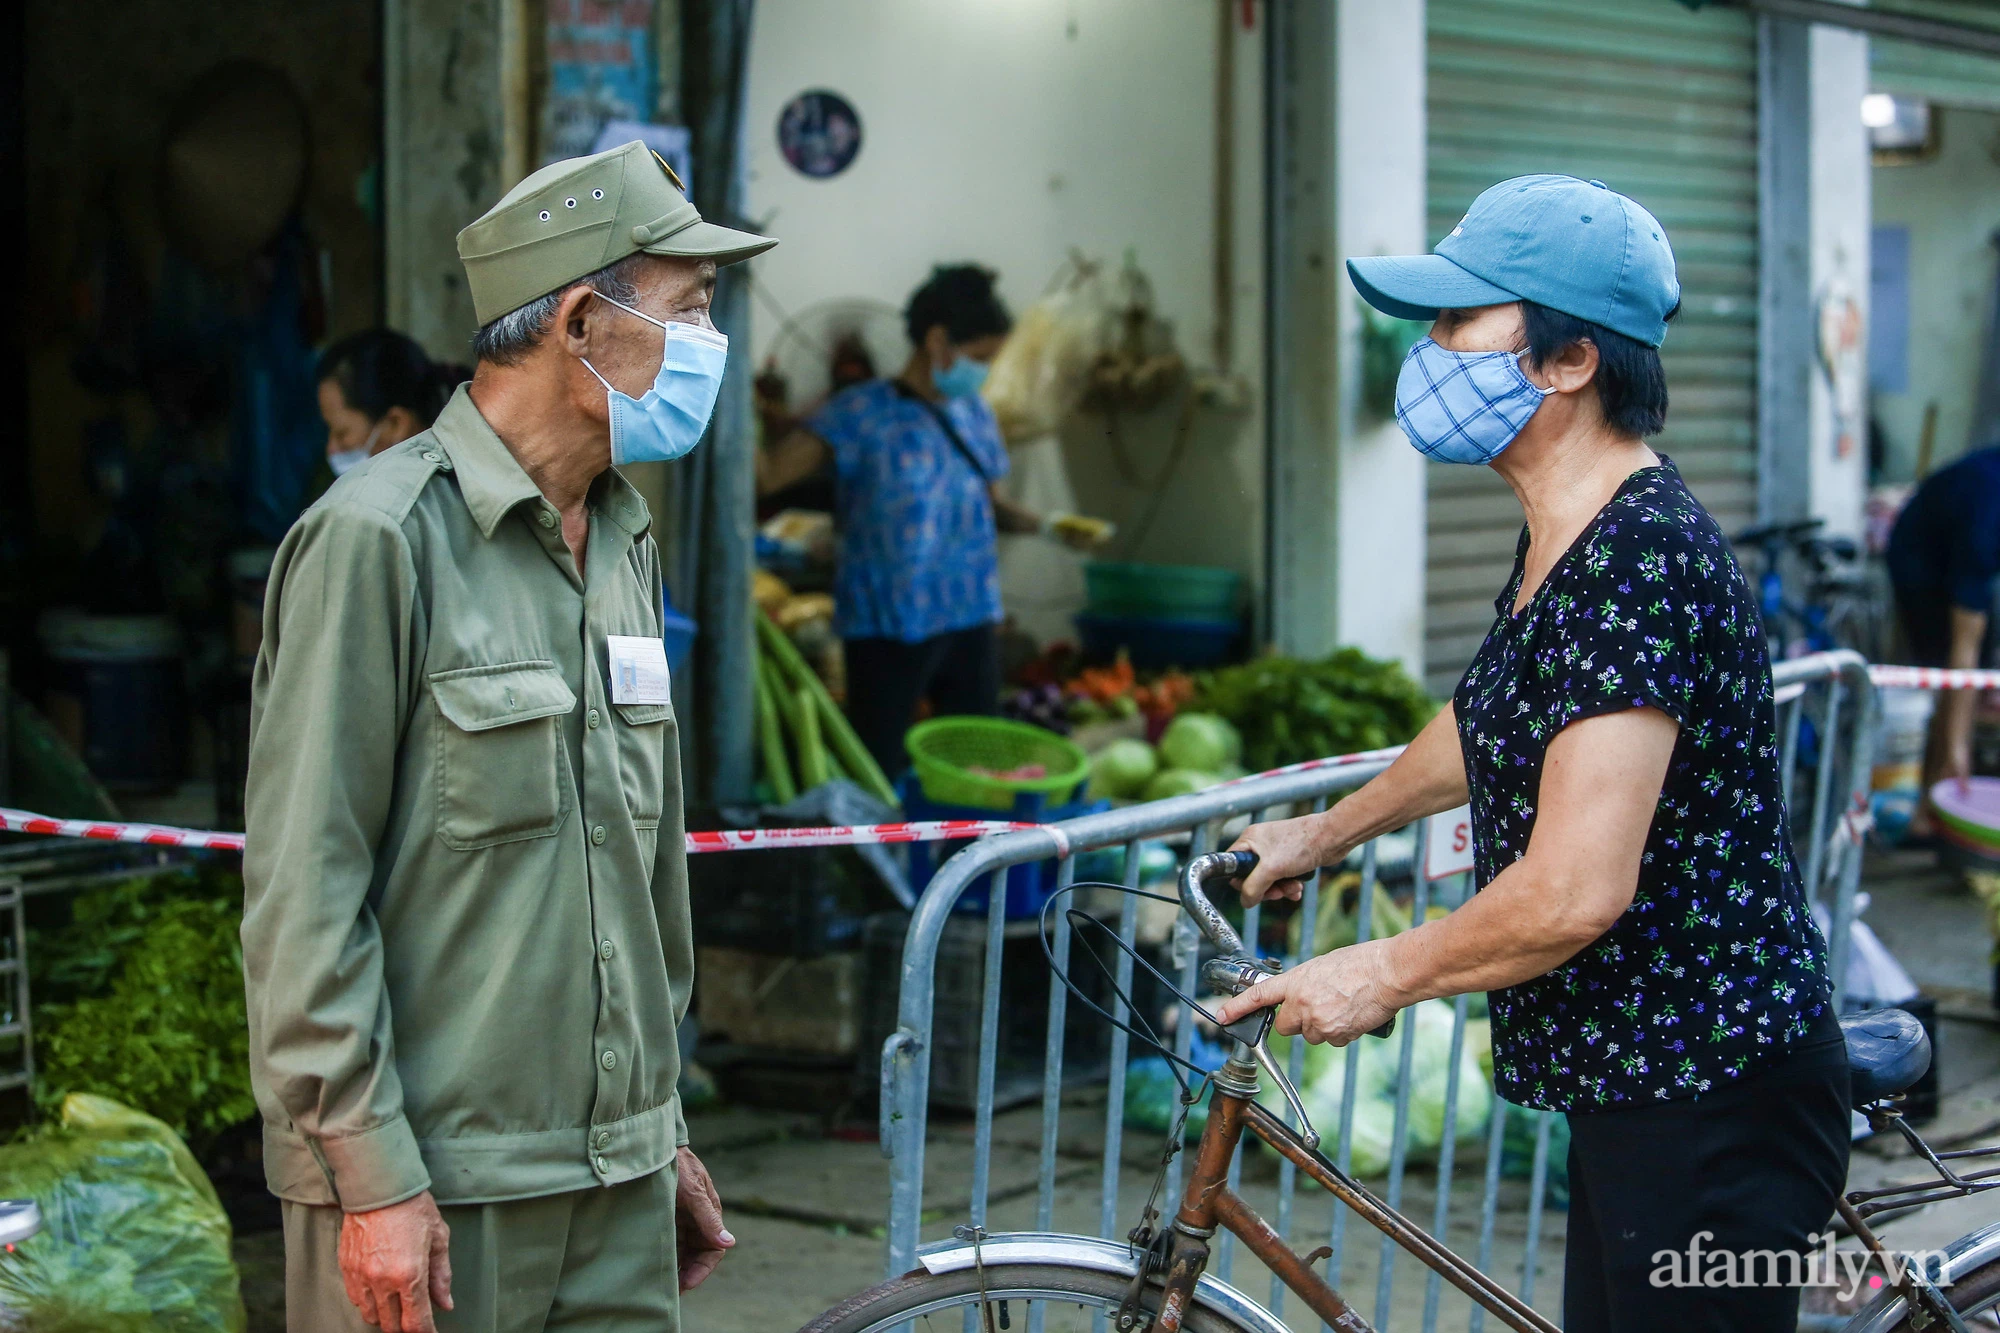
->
<box><xmin>1129</xmin><ymin>1061</ymin><xmax>1558</xmax><ymax>1333</ymax></box>
<box><xmin>1100</xmin><ymin>850</ymin><xmax>1560</xmax><ymax>1333</ymax></box>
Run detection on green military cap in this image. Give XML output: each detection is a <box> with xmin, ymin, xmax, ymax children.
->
<box><xmin>457</xmin><ymin>140</ymin><xmax>777</xmax><ymax>327</ymax></box>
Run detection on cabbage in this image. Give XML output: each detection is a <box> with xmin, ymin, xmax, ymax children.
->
<box><xmin>1087</xmin><ymin>738</ymin><xmax>1159</xmax><ymax>799</ymax></box>
<box><xmin>1270</xmin><ymin>1038</ymin><xmax>1397</xmax><ymax>1176</ymax></box>
<box><xmin>1159</xmin><ymin>713</ymin><xmax>1242</xmax><ymax>772</ymax></box>
<box><xmin>1142</xmin><ymin>768</ymin><xmax>1223</xmax><ymax>801</ymax></box>
<box><xmin>1262</xmin><ymin>998</ymin><xmax>1491</xmax><ymax>1180</ymax></box>
<box><xmin>1401</xmin><ymin>1000</ymin><xmax>1493</xmax><ymax>1152</ymax></box>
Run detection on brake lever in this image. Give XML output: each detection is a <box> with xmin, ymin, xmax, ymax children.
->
<box><xmin>1191</xmin><ymin>854</ymin><xmax>1396</xmax><ymax>1040</ymax></box>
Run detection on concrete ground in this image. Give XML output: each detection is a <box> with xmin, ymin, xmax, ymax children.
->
<box><xmin>679</xmin><ymin>1098</ymin><xmax>1567</xmax><ymax>1332</ymax></box>
<box><xmin>234</xmin><ymin>847</ymin><xmax>2000</xmax><ymax>1330</ymax></box>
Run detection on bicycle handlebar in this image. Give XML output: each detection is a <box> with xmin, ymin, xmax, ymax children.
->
<box><xmin>1180</xmin><ymin>849</ymin><xmax>1255</xmax><ymax>956</ymax></box>
<box><xmin>1182</xmin><ymin>849</ymin><xmax>1394</xmax><ymax>1040</ymax></box>
<box><xmin>1735</xmin><ymin>517</ymin><xmax>1825</xmax><ymax>547</ymax></box>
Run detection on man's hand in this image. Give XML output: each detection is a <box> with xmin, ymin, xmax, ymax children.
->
<box><xmin>338</xmin><ymin>1192</ymin><xmax>452</xmax><ymax>1333</ymax></box>
<box><xmin>676</xmin><ymin>1145</ymin><xmax>736</xmax><ymax>1292</ymax></box>
<box><xmin>1214</xmin><ymin>940</ymin><xmax>1402</xmax><ymax>1046</ymax></box>
<box><xmin>1227</xmin><ymin>815</ymin><xmax>1339</xmax><ymax>907</ymax></box>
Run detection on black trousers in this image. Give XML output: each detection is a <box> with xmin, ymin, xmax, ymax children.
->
<box><xmin>844</xmin><ymin>623</ymin><xmax>1000</xmax><ymax>782</ymax></box>
<box><xmin>1562</xmin><ymin>1013</ymin><xmax>1851</xmax><ymax>1332</ymax></box>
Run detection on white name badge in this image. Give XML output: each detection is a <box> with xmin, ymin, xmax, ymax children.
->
<box><xmin>1424</xmin><ymin>804</ymin><xmax>1477</xmax><ymax>880</ymax></box>
<box><xmin>607</xmin><ymin>635</ymin><xmax>672</xmax><ymax>705</ymax></box>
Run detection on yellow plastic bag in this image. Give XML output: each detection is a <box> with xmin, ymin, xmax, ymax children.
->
<box><xmin>0</xmin><ymin>1093</ymin><xmax>245</xmax><ymax>1332</ymax></box>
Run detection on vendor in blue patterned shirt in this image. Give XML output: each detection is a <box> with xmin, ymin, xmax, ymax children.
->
<box><xmin>1217</xmin><ymin>178</ymin><xmax>1847</xmax><ymax>1333</ymax></box>
<box><xmin>758</xmin><ymin>265</ymin><xmax>1108</xmax><ymax>777</ymax></box>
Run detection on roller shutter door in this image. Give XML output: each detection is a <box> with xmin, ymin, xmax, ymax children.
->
<box><xmin>1423</xmin><ymin>0</ymin><xmax>1759</xmax><ymax>695</ymax></box>
<box><xmin>1870</xmin><ymin>1</ymin><xmax>2000</xmax><ymax>112</ymax></box>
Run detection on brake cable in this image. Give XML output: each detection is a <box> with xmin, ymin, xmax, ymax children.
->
<box><xmin>1036</xmin><ymin>880</ymin><xmax>1253</xmax><ymax>1096</ymax></box>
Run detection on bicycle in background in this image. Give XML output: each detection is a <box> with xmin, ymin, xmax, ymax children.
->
<box><xmin>1738</xmin><ymin>518</ymin><xmax>1885</xmax><ymax>662</ymax></box>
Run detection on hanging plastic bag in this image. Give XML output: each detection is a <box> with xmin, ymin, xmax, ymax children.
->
<box><xmin>981</xmin><ymin>255</ymin><xmax>1120</xmax><ymax>447</ymax></box>
<box><xmin>0</xmin><ymin>1093</ymin><xmax>246</xmax><ymax>1332</ymax></box>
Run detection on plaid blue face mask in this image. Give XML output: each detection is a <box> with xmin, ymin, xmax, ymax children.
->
<box><xmin>1394</xmin><ymin>337</ymin><xmax>1555</xmax><ymax>465</ymax></box>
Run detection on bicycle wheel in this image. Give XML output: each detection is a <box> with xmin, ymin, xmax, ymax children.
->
<box><xmin>1878</xmin><ymin>1255</ymin><xmax>2000</xmax><ymax>1330</ymax></box>
<box><xmin>800</xmin><ymin>1262</ymin><xmax>1266</xmax><ymax>1333</ymax></box>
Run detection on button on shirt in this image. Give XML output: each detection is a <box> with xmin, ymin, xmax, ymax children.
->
<box><xmin>808</xmin><ymin>379</ymin><xmax>1009</xmax><ymax>643</ymax></box>
<box><xmin>242</xmin><ymin>386</ymin><xmax>693</xmax><ymax>1211</ymax></box>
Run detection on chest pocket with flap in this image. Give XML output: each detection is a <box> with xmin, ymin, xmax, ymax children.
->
<box><xmin>612</xmin><ymin>701</ymin><xmax>671</xmax><ymax>827</ymax></box>
<box><xmin>430</xmin><ymin>661</ymin><xmax>576</xmax><ymax>849</ymax></box>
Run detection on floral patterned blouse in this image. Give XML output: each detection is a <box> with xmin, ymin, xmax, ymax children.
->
<box><xmin>1455</xmin><ymin>460</ymin><xmax>1833</xmax><ymax>1112</ymax></box>
<box><xmin>809</xmin><ymin>379</ymin><xmax>1009</xmax><ymax>644</ymax></box>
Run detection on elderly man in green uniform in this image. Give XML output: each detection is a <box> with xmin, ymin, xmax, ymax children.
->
<box><xmin>242</xmin><ymin>142</ymin><xmax>774</xmax><ymax>1332</ymax></box>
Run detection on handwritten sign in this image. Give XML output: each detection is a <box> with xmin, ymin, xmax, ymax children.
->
<box><xmin>1424</xmin><ymin>805</ymin><xmax>1476</xmax><ymax>881</ymax></box>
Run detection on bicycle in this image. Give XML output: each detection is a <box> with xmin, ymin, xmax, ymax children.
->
<box><xmin>804</xmin><ymin>851</ymin><xmax>2000</xmax><ymax>1332</ymax></box>
<box><xmin>1738</xmin><ymin>518</ymin><xmax>1884</xmax><ymax>662</ymax></box>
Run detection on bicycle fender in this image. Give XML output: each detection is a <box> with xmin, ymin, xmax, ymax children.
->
<box><xmin>1839</xmin><ymin>1218</ymin><xmax>2000</xmax><ymax>1333</ymax></box>
<box><xmin>914</xmin><ymin>1231</ymin><xmax>1293</xmax><ymax>1333</ymax></box>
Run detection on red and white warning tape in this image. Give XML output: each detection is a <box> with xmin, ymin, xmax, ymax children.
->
<box><xmin>0</xmin><ymin>807</ymin><xmax>1037</xmax><ymax>857</ymax></box>
<box><xmin>0</xmin><ymin>671</ymin><xmax>1977</xmax><ymax>860</ymax></box>
<box><xmin>0</xmin><ymin>809</ymin><xmax>247</xmax><ymax>853</ymax></box>
<box><xmin>0</xmin><ymin>745</ymin><xmax>1409</xmax><ymax>859</ymax></box>
<box><xmin>1868</xmin><ymin>664</ymin><xmax>2000</xmax><ymax>692</ymax></box>
<box><xmin>1215</xmin><ymin>744</ymin><xmax>1406</xmax><ymax>784</ymax></box>
<box><xmin>683</xmin><ymin>820</ymin><xmax>1037</xmax><ymax>854</ymax></box>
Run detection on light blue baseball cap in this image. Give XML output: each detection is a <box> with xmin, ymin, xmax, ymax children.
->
<box><xmin>1348</xmin><ymin>175</ymin><xmax>1681</xmax><ymax>348</ymax></box>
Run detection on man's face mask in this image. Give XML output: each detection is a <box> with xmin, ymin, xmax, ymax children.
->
<box><xmin>580</xmin><ymin>291</ymin><xmax>730</xmax><ymax>466</ymax></box>
<box><xmin>1393</xmin><ymin>337</ymin><xmax>1554</xmax><ymax>466</ymax></box>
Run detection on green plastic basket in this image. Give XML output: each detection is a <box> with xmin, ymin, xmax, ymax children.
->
<box><xmin>1085</xmin><ymin>561</ymin><xmax>1242</xmax><ymax>621</ymax></box>
<box><xmin>905</xmin><ymin>717</ymin><xmax>1091</xmax><ymax>812</ymax></box>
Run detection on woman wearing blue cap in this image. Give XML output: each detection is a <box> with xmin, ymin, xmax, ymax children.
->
<box><xmin>1217</xmin><ymin>176</ymin><xmax>1847</xmax><ymax>1330</ymax></box>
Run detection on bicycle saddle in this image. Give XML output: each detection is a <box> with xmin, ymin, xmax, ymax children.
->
<box><xmin>1841</xmin><ymin>1008</ymin><xmax>1931</xmax><ymax>1107</ymax></box>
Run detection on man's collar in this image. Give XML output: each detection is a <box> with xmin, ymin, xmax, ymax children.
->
<box><xmin>432</xmin><ymin>385</ymin><xmax>652</xmax><ymax>540</ymax></box>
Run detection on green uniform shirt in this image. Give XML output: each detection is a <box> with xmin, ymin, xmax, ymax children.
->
<box><xmin>242</xmin><ymin>386</ymin><xmax>693</xmax><ymax>1213</ymax></box>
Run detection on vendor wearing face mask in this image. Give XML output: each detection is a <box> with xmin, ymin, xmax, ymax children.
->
<box><xmin>315</xmin><ymin>330</ymin><xmax>467</xmax><ymax>477</ymax></box>
<box><xmin>758</xmin><ymin>264</ymin><xmax>1108</xmax><ymax>779</ymax></box>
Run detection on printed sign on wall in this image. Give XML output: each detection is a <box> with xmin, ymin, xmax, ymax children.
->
<box><xmin>544</xmin><ymin>0</ymin><xmax>657</xmax><ymax>164</ymax></box>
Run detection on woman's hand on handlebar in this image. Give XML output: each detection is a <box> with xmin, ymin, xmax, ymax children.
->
<box><xmin>1214</xmin><ymin>940</ymin><xmax>1403</xmax><ymax>1046</ymax></box>
<box><xmin>1227</xmin><ymin>817</ymin><xmax>1341</xmax><ymax>907</ymax></box>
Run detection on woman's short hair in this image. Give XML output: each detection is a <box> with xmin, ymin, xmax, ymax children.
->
<box><xmin>1522</xmin><ymin>300</ymin><xmax>1678</xmax><ymax>438</ymax></box>
<box><xmin>318</xmin><ymin>330</ymin><xmax>470</xmax><ymax>428</ymax></box>
<box><xmin>904</xmin><ymin>264</ymin><xmax>1012</xmax><ymax>347</ymax></box>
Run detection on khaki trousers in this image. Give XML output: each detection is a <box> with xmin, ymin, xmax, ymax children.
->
<box><xmin>282</xmin><ymin>1163</ymin><xmax>680</xmax><ymax>1332</ymax></box>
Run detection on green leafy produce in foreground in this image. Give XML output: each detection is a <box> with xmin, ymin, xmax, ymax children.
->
<box><xmin>0</xmin><ymin>1094</ymin><xmax>247</xmax><ymax>1332</ymax></box>
<box><xmin>28</xmin><ymin>867</ymin><xmax>254</xmax><ymax>1149</ymax></box>
<box><xmin>1194</xmin><ymin>648</ymin><xmax>1436</xmax><ymax>771</ymax></box>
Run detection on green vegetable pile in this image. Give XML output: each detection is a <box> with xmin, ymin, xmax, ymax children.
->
<box><xmin>755</xmin><ymin>610</ymin><xmax>897</xmax><ymax>806</ymax></box>
<box><xmin>28</xmin><ymin>865</ymin><xmax>254</xmax><ymax>1150</ymax></box>
<box><xmin>0</xmin><ymin>1093</ymin><xmax>247</xmax><ymax>1331</ymax></box>
<box><xmin>1082</xmin><ymin>715</ymin><xmax>1247</xmax><ymax>803</ymax></box>
<box><xmin>1194</xmin><ymin>648</ymin><xmax>1435</xmax><ymax>772</ymax></box>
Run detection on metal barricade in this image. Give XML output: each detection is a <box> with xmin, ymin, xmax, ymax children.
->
<box><xmin>0</xmin><ymin>880</ymin><xmax>33</xmax><ymax>1101</ymax></box>
<box><xmin>878</xmin><ymin>651</ymin><xmax>1876</xmax><ymax>1328</ymax></box>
